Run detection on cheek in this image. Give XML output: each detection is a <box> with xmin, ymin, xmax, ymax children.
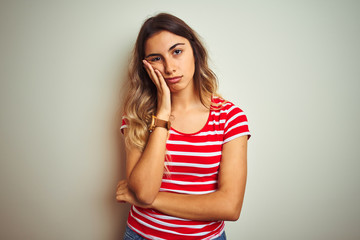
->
<box><xmin>185</xmin><ymin>53</ymin><xmax>195</xmax><ymax>73</ymax></box>
<box><xmin>150</xmin><ymin>62</ymin><xmax>165</xmax><ymax>72</ymax></box>
<box><xmin>185</xmin><ymin>57</ymin><xmax>195</xmax><ymax>75</ymax></box>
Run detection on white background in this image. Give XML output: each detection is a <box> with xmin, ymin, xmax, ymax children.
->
<box><xmin>0</xmin><ymin>0</ymin><xmax>359</xmax><ymax>239</ymax></box>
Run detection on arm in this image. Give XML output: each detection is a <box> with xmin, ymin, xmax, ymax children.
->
<box><xmin>125</xmin><ymin>127</ymin><xmax>168</xmax><ymax>205</ymax></box>
<box><xmin>117</xmin><ymin>135</ymin><xmax>248</xmax><ymax>221</ymax></box>
<box><xmin>124</xmin><ymin>60</ymin><xmax>171</xmax><ymax>205</ymax></box>
<box><xmin>150</xmin><ymin>135</ymin><xmax>248</xmax><ymax>221</ymax></box>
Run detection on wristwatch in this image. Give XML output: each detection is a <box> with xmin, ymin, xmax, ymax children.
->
<box><xmin>149</xmin><ymin>115</ymin><xmax>171</xmax><ymax>132</ymax></box>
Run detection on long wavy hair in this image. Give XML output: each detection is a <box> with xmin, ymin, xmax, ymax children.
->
<box><xmin>123</xmin><ymin>13</ymin><xmax>219</xmax><ymax>151</ymax></box>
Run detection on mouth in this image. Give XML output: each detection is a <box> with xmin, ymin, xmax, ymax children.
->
<box><xmin>165</xmin><ymin>76</ymin><xmax>183</xmax><ymax>84</ymax></box>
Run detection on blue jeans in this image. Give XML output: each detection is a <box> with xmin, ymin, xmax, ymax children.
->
<box><xmin>123</xmin><ymin>225</ymin><xmax>226</xmax><ymax>240</ymax></box>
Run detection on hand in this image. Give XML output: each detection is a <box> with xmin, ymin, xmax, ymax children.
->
<box><xmin>143</xmin><ymin>60</ymin><xmax>171</xmax><ymax>120</ymax></box>
<box><xmin>116</xmin><ymin>179</ymin><xmax>151</xmax><ymax>208</ymax></box>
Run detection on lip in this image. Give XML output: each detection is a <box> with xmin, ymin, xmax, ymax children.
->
<box><xmin>165</xmin><ymin>76</ymin><xmax>182</xmax><ymax>84</ymax></box>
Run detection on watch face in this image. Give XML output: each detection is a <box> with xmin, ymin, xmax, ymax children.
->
<box><xmin>149</xmin><ymin>115</ymin><xmax>156</xmax><ymax>132</ymax></box>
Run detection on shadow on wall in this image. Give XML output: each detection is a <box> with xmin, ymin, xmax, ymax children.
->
<box><xmin>113</xmin><ymin>53</ymin><xmax>132</xmax><ymax>239</ymax></box>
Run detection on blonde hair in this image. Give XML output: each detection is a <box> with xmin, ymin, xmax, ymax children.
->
<box><xmin>122</xmin><ymin>13</ymin><xmax>220</xmax><ymax>151</ymax></box>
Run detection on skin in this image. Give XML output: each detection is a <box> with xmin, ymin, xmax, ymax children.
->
<box><xmin>116</xmin><ymin>30</ymin><xmax>248</xmax><ymax>221</ymax></box>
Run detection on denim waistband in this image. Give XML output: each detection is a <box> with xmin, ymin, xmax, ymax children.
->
<box><xmin>123</xmin><ymin>225</ymin><xmax>226</xmax><ymax>240</ymax></box>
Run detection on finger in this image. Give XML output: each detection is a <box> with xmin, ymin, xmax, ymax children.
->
<box><xmin>116</xmin><ymin>195</ymin><xmax>125</xmax><ymax>202</ymax></box>
<box><xmin>116</xmin><ymin>184</ymin><xmax>128</xmax><ymax>193</ymax></box>
<box><xmin>116</xmin><ymin>188</ymin><xmax>127</xmax><ymax>197</ymax></box>
<box><xmin>142</xmin><ymin>60</ymin><xmax>152</xmax><ymax>76</ymax></box>
<box><xmin>143</xmin><ymin>60</ymin><xmax>161</xmax><ymax>87</ymax></box>
<box><xmin>143</xmin><ymin>60</ymin><xmax>159</xmax><ymax>85</ymax></box>
<box><xmin>116</xmin><ymin>186</ymin><xmax>126</xmax><ymax>195</ymax></box>
<box><xmin>116</xmin><ymin>187</ymin><xmax>123</xmax><ymax>195</ymax></box>
<box><xmin>154</xmin><ymin>69</ymin><xmax>168</xmax><ymax>90</ymax></box>
<box><xmin>116</xmin><ymin>179</ymin><xmax>127</xmax><ymax>188</ymax></box>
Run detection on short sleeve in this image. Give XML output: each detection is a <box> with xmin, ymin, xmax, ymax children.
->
<box><xmin>120</xmin><ymin>117</ymin><xmax>128</xmax><ymax>134</ymax></box>
<box><xmin>223</xmin><ymin>104</ymin><xmax>251</xmax><ymax>143</ymax></box>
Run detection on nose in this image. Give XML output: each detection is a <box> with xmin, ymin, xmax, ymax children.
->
<box><xmin>163</xmin><ymin>58</ymin><xmax>176</xmax><ymax>75</ymax></box>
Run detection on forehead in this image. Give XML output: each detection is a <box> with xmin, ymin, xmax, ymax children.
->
<box><xmin>145</xmin><ymin>31</ymin><xmax>189</xmax><ymax>54</ymax></box>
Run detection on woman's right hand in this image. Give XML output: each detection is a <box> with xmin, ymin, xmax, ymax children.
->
<box><xmin>143</xmin><ymin>60</ymin><xmax>171</xmax><ymax>120</ymax></box>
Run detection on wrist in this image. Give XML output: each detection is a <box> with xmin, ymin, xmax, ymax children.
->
<box><xmin>156</xmin><ymin>112</ymin><xmax>170</xmax><ymax>121</ymax></box>
<box><xmin>149</xmin><ymin>115</ymin><xmax>171</xmax><ymax>132</ymax></box>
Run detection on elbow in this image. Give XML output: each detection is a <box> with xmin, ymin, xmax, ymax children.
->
<box><xmin>128</xmin><ymin>181</ymin><xmax>157</xmax><ymax>205</ymax></box>
<box><xmin>222</xmin><ymin>199</ymin><xmax>243</xmax><ymax>221</ymax></box>
<box><xmin>218</xmin><ymin>189</ymin><xmax>245</xmax><ymax>221</ymax></box>
<box><xmin>134</xmin><ymin>190</ymin><xmax>157</xmax><ymax>205</ymax></box>
<box><xmin>226</xmin><ymin>208</ymin><xmax>241</xmax><ymax>221</ymax></box>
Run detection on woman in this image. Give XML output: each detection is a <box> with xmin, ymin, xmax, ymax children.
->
<box><xmin>116</xmin><ymin>13</ymin><xmax>250</xmax><ymax>240</ymax></box>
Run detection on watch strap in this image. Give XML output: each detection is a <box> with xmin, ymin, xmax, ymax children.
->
<box><xmin>149</xmin><ymin>115</ymin><xmax>171</xmax><ymax>132</ymax></box>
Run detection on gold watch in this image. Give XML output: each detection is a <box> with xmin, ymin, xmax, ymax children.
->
<box><xmin>149</xmin><ymin>115</ymin><xmax>171</xmax><ymax>132</ymax></box>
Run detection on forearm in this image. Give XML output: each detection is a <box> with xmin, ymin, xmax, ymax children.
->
<box><xmin>145</xmin><ymin>137</ymin><xmax>247</xmax><ymax>220</ymax></box>
<box><xmin>128</xmin><ymin>127</ymin><xmax>168</xmax><ymax>204</ymax></box>
<box><xmin>151</xmin><ymin>190</ymin><xmax>245</xmax><ymax>221</ymax></box>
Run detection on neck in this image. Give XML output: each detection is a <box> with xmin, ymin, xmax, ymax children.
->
<box><xmin>171</xmin><ymin>87</ymin><xmax>203</xmax><ymax>112</ymax></box>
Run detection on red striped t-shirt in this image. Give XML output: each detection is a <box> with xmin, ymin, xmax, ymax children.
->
<box><xmin>121</xmin><ymin>98</ymin><xmax>250</xmax><ymax>240</ymax></box>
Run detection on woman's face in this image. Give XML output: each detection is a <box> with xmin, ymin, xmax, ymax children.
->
<box><xmin>144</xmin><ymin>30</ymin><xmax>195</xmax><ymax>93</ymax></box>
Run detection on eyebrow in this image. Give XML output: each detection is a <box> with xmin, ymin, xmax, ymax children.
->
<box><xmin>145</xmin><ymin>43</ymin><xmax>185</xmax><ymax>59</ymax></box>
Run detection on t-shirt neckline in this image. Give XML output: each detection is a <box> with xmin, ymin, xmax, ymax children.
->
<box><xmin>170</xmin><ymin>109</ymin><xmax>212</xmax><ymax>136</ymax></box>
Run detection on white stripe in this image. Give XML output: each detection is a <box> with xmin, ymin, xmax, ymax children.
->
<box><xmin>165</xmin><ymin>171</ymin><xmax>218</xmax><ymax>177</ymax></box>
<box><xmin>120</xmin><ymin>124</ymin><xmax>128</xmax><ymax>130</ymax></box>
<box><xmin>130</xmin><ymin>209</ymin><xmax>212</xmax><ymax>236</ymax></box>
<box><xmin>162</xmin><ymin>179</ymin><xmax>217</xmax><ymax>185</ymax></box>
<box><xmin>128</xmin><ymin>222</ymin><xmax>166</xmax><ymax>240</ymax></box>
<box><xmin>194</xmin><ymin>130</ymin><xmax>224</xmax><ymax>136</ymax></box>
<box><xmin>224</xmin><ymin>111</ymin><xmax>245</xmax><ymax>129</ymax></box>
<box><xmin>167</xmin><ymin>151</ymin><xmax>221</xmax><ymax>157</ymax></box>
<box><xmin>169</xmin><ymin>129</ymin><xmax>180</xmax><ymax>135</ymax></box>
<box><xmin>223</xmin><ymin>132</ymin><xmax>251</xmax><ymax>143</ymax></box>
<box><xmin>160</xmin><ymin>188</ymin><xmax>216</xmax><ymax>195</ymax></box>
<box><xmin>211</xmin><ymin>111</ymin><xmax>221</xmax><ymax>116</ymax></box>
<box><xmin>166</xmin><ymin>140</ymin><xmax>223</xmax><ymax>146</ymax></box>
<box><xmin>203</xmin><ymin>223</ymin><xmax>225</xmax><ymax>240</ymax></box>
<box><xmin>164</xmin><ymin>162</ymin><xmax>220</xmax><ymax>168</ymax></box>
<box><xmin>208</xmin><ymin>119</ymin><xmax>226</xmax><ymax>125</ymax></box>
<box><xmin>132</xmin><ymin>206</ymin><xmax>215</xmax><ymax>229</ymax></box>
<box><xmin>145</xmin><ymin>212</ymin><xmax>192</xmax><ymax>221</ymax></box>
<box><xmin>226</xmin><ymin>105</ymin><xmax>236</xmax><ymax>113</ymax></box>
<box><xmin>170</xmin><ymin>130</ymin><xmax>224</xmax><ymax>136</ymax></box>
<box><xmin>210</xmin><ymin>103</ymin><xmax>233</xmax><ymax>116</ymax></box>
<box><xmin>225</xmin><ymin>121</ymin><xmax>248</xmax><ymax>135</ymax></box>
<box><xmin>169</xmin><ymin>130</ymin><xmax>181</xmax><ymax>135</ymax></box>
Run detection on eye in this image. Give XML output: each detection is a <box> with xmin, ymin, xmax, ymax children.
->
<box><xmin>173</xmin><ymin>49</ymin><xmax>182</xmax><ymax>55</ymax></box>
<box><xmin>149</xmin><ymin>56</ymin><xmax>161</xmax><ymax>62</ymax></box>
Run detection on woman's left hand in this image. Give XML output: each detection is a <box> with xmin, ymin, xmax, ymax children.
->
<box><xmin>116</xmin><ymin>179</ymin><xmax>151</xmax><ymax>208</ymax></box>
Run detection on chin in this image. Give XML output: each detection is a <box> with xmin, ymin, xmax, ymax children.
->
<box><xmin>169</xmin><ymin>79</ymin><xmax>193</xmax><ymax>93</ymax></box>
<box><xmin>169</xmin><ymin>85</ymin><xmax>183</xmax><ymax>93</ymax></box>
